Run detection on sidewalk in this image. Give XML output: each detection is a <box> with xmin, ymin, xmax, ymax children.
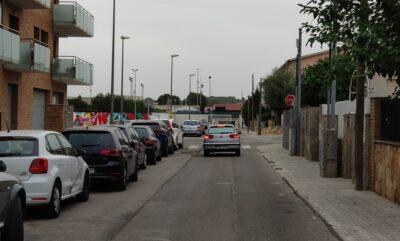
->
<box><xmin>258</xmin><ymin>143</ymin><xmax>400</xmax><ymax>241</ymax></box>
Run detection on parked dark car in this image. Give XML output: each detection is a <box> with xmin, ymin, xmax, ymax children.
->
<box><xmin>132</xmin><ymin>126</ymin><xmax>161</xmax><ymax>165</ymax></box>
<box><xmin>103</xmin><ymin>124</ymin><xmax>147</xmax><ymax>169</ymax></box>
<box><xmin>62</xmin><ymin>126</ymin><xmax>138</xmax><ymax>191</ymax></box>
<box><xmin>131</xmin><ymin>120</ymin><xmax>172</xmax><ymax>157</ymax></box>
<box><xmin>160</xmin><ymin>121</ymin><xmax>175</xmax><ymax>154</ymax></box>
<box><xmin>0</xmin><ymin>161</ymin><xmax>25</xmax><ymax>241</ymax></box>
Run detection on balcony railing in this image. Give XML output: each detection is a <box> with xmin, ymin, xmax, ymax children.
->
<box><xmin>0</xmin><ymin>25</ymin><xmax>20</xmax><ymax>64</ymax></box>
<box><xmin>53</xmin><ymin>1</ymin><xmax>94</xmax><ymax>37</ymax></box>
<box><xmin>6</xmin><ymin>0</ymin><xmax>50</xmax><ymax>9</ymax></box>
<box><xmin>53</xmin><ymin>56</ymin><xmax>93</xmax><ymax>86</ymax></box>
<box><xmin>4</xmin><ymin>39</ymin><xmax>50</xmax><ymax>73</ymax></box>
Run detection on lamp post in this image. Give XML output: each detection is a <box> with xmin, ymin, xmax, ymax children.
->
<box><xmin>140</xmin><ymin>83</ymin><xmax>144</xmax><ymax>100</ymax></box>
<box><xmin>120</xmin><ymin>36</ymin><xmax>130</xmax><ymax>122</ymax></box>
<box><xmin>209</xmin><ymin>75</ymin><xmax>212</xmax><ymax>97</ymax></box>
<box><xmin>188</xmin><ymin>74</ymin><xmax>195</xmax><ymax>120</ymax></box>
<box><xmin>110</xmin><ymin>0</ymin><xmax>117</xmax><ymax>123</ymax></box>
<box><xmin>170</xmin><ymin>54</ymin><xmax>179</xmax><ymax>113</ymax></box>
<box><xmin>132</xmin><ymin>68</ymin><xmax>139</xmax><ymax>117</ymax></box>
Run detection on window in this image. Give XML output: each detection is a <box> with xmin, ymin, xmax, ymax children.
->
<box><xmin>9</xmin><ymin>15</ymin><xmax>19</xmax><ymax>32</ymax></box>
<box><xmin>381</xmin><ymin>99</ymin><xmax>400</xmax><ymax>141</ymax></box>
<box><xmin>34</xmin><ymin>27</ymin><xmax>40</xmax><ymax>42</ymax></box>
<box><xmin>115</xmin><ymin>129</ymin><xmax>128</xmax><ymax>146</ymax></box>
<box><xmin>46</xmin><ymin>134</ymin><xmax>64</xmax><ymax>155</ymax></box>
<box><xmin>0</xmin><ymin>137</ymin><xmax>38</xmax><ymax>157</ymax></box>
<box><xmin>0</xmin><ymin>1</ymin><xmax>3</xmax><ymax>25</ymax></box>
<box><xmin>129</xmin><ymin>127</ymin><xmax>140</xmax><ymax>141</ymax></box>
<box><xmin>133</xmin><ymin>127</ymin><xmax>149</xmax><ymax>139</ymax></box>
<box><xmin>57</xmin><ymin>134</ymin><xmax>74</xmax><ymax>156</ymax></box>
<box><xmin>63</xmin><ymin>131</ymin><xmax>115</xmax><ymax>149</ymax></box>
<box><xmin>208</xmin><ymin>127</ymin><xmax>235</xmax><ymax>134</ymax></box>
<box><xmin>41</xmin><ymin>30</ymin><xmax>48</xmax><ymax>44</ymax></box>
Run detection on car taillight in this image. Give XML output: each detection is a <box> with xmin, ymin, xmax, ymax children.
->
<box><xmin>204</xmin><ymin>134</ymin><xmax>214</xmax><ymax>140</ymax></box>
<box><xmin>229</xmin><ymin>134</ymin><xmax>240</xmax><ymax>139</ymax></box>
<box><xmin>99</xmin><ymin>148</ymin><xmax>122</xmax><ymax>157</ymax></box>
<box><xmin>29</xmin><ymin>158</ymin><xmax>48</xmax><ymax>174</ymax></box>
<box><xmin>145</xmin><ymin>139</ymin><xmax>154</xmax><ymax>145</ymax></box>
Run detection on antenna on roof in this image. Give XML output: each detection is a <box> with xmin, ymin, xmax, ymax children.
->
<box><xmin>5</xmin><ymin>120</ymin><xmax>10</xmax><ymax>133</ymax></box>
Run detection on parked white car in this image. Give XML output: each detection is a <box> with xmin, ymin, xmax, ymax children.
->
<box><xmin>160</xmin><ymin>119</ymin><xmax>184</xmax><ymax>149</ymax></box>
<box><xmin>0</xmin><ymin>130</ymin><xmax>90</xmax><ymax>218</ymax></box>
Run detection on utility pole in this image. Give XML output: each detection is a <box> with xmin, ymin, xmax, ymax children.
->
<box><xmin>209</xmin><ymin>76</ymin><xmax>212</xmax><ymax>97</ymax></box>
<box><xmin>257</xmin><ymin>78</ymin><xmax>262</xmax><ymax>136</ymax></box>
<box><xmin>295</xmin><ymin>28</ymin><xmax>302</xmax><ymax>155</ymax></box>
<box><xmin>328</xmin><ymin>42</ymin><xmax>337</xmax><ymax>129</ymax></box>
<box><xmin>196</xmin><ymin>68</ymin><xmax>200</xmax><ymax>107</ymax></box>
<box><xmin>251</xmin><ymin>74</ymin><xmax>254</xmax><ymax>131</ymax></box>
<box><xmin>170</xmin><ymin>54</ymin><xmax>179</xmax><ymax>113</ymax></box>
<box><xmin>129</xmin><ymin>77</ymin><xmax>133</xmax><ymax>98</ymax></box>
<box><xmin>140</xmin><ymin>83</ymin><xmax>144</xmax><ymax>100</ymax></box>
<box><xmin>189</xmin><ymin>74</ymin><xmax>195</xmax><ymax>120</ymax></box>
<box><xmin>132</xmin><ymin>68</ymin><xmax>138</xmax><ymax>116</ymax></box>
<box><xmin>110</xmin><ymin>0</ymin><xmax>116</xmax><ymax>123</ymax></box>
<box><xmin>247</xmin><ymin>95</ymin><xmax>250</xmax><ymax>134</ymax></box>
<box><xmin>120</xmin><ymin>36</ymin><xmax>130</xmax><ymax>122</ymax></box>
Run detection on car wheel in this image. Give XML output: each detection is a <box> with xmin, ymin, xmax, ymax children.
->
<box><xmin>156</xmin><ymin>151</ymin><xmax>162</xmax><ymax>161</ymax></box>
<box><xmin>235</xmin><ymin>149</ymin><xmax>241</xmax><ymax>156</ymax></box>
<box><xmin>148</xmin><ymin>150</ymin><xmax>157</xmax><ymax>165</ymax></box>
<box><xmin>117</xmin><ymin>167</ymin><xmax>127</xmax><ymax>191</ymax></box>
<box><xmin>76</xmin><ymin>172</ymin><xmax>90</xmax><ymax>202</ymax></box>
<box><xmin>2</xmin><ymin>195</ymin><xmax>24</xmax><ymax>241</ymax></box>
<box><xmin>46</xmin><ymin>183</ymin><xmax>61</xmax><ymax>219</ymax></box>
<box><xmin>204</xmin><ymin>150</ymin><xmax>211</xmax><ymax>157</ymax></box>
<box><xmin>140</xmin><ymin>154</ymin><xmax>147</xmax><ymax>169</ymax></box>
<box><xmin>162</xmin><ymin>144</ymin><xmax>169</xmax><ymax>157</ymax></box>
<box><xmin>130</xmin><ymin>162</ymin><xmax>138</xmax><ymax>182</ymax></box>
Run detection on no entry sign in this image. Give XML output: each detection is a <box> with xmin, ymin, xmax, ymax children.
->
<box><xmin>285</xmin><ymin>95</ymin><xmax>296</xmax><ymax>107</ymax></box>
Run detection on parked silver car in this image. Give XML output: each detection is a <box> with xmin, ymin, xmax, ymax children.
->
<box><xmin>203</xmin><ymin>124</ymin><xmax>241</xmax><ymax>157</ymax></box>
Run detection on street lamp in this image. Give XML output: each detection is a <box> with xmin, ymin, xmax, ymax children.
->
<box><xmin>170</xmin><ymin>54</ymin><xmax>179</xmax><ymax>113</ymax></box>
<box><xmin>110</xmin><ymin>0</ymin><xmax>117</xmax><ymax>123</ymax></box>
<box><xmin>120</xmin><ymin>36</ymin><xmax>130</xmax><ymax>122</ymax></box>
<box><xmin>188</xmin><ymin>74</ymin><xmax>195</xmax><ymax>120</ymax></box>
<box><xmin>209</xmin><ymin>75</ymin><xmax>212</xmax><ymax>97</ymax></box>
<box><xmin>140</xmin><ymin>83</ymin><xmax>144</xmax><ymax>99</ymax></box>
<box><xmin>132</xmin><ymin>68</ymin><xmax>139</xmax><ymax>117</ymax></box>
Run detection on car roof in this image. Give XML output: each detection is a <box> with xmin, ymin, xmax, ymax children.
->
<box><xmin>0</xmin><ymin>130</ymin><xmax>58</xmax><ymax>138</ymax></box>
<box><xmin>102</xmin><ymin>124</ymin><xmax>130</xmax><ymax>128</ymax></box>
<box><xmin>131</xmin><ymin>120</ymin><xmax>160</xmax><ymax>124</ymax></box>
<box><xmin>63</xmin><ymin>126</ymin><xmax>119</xmax><ymax>132</ymax></box>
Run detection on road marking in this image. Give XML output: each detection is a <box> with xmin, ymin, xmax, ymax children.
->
<box><xmin>188</xmin><ymin>145</ymin><xmax>200</xmax><ymax>150</ymax></box>
<box><xmin>242</xmin><ymin>145</ymin><xmax>252</xmax><ymax>149</ymax></box>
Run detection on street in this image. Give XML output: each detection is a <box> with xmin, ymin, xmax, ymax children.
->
<box><xmin>24</xmin><ymin>135</ymin><xmax>337</xmax><ymax>241</ymax></box>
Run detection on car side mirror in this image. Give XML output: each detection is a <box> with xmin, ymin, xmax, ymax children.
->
<box><xmin>75</xmin><ymin>149</ymin><xmax>86</xmax><ymax>157</ymax></box>
<box><xmin>0</xmin><ymin>161</ymin><xmax>6</xmax><ymax>172</ymax></box>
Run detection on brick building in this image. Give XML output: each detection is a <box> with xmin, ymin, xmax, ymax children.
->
<box><xmin>0</xmin><ymin>0</ymin><xmax>94</xmax><ymax>132</ymax></box>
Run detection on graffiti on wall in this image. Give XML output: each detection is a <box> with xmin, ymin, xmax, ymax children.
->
<box><xmin>73</xmin><ymin>112</ymin><xmax>149</xmax><ymax>126</ymax></box>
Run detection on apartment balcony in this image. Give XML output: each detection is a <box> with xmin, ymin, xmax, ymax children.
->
<box><xmin>6</xmin><ymin>0</ymin><xmax>50</xmax><ymax>9</ymax></box>
<box><xmin>53</xmin><ymin>2</ymin><xmax>94</xmax><ymax>37</ymax></box>
<box><xmin>53</xmin><ymin>56</ymin><xmax>93</xmax><ymax>86</ymax></box>
<box><xmin>4</xmin><ymin>39</ymin><xmax>51</xmax><ymax>73</ymax></box>
<box><xmin>0</xmin><ymin>25</ymin><xmax>20</xmax><ymax>64</ymax></box>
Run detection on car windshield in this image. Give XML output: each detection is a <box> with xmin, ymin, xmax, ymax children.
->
<box><xmin>0</xmin><ymin>138</ymin><xmax>38</xmax><ymax>157</ymax></box>
<box><xmin>208</xmin><ymin>127</ymin><xmax>235</xmax><ymax>134</ymax></box>
<box><xmin>63</xmin><ymin>131</ymin><xmax>114</xmax><ymax>148</ymax></box>
<box><xmin>133</xmin><ymin>127</ymin><xmax>149</xmax><ymax>138</ymax></box>
<box><xmin>183</xmin><ymin>121</ymin><xmax>199</xmax><ymax>125</ymax></box>
<box><xmin>132</xmin><ymin>123</ymin><xmax>160</xmax><ymax>131</ymax></box>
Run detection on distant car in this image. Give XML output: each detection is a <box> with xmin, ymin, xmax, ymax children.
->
<box><xmin>0</xmin><ymin>130</ymin><xmax>90</xmax><ymax>218</ymax></box>
<box><xmin>0</xmin><ymin>161</ymin><xmax>25</xmax><ymax>241</ymax></box>
<box><xmin>160</xmin><ymin>119</ymin><xmax>184</xmax><ymax>149</ymax></box>
<box><xmin>103</xmin><ymin>124</ymin><xmax>147</xmax><ymax>169</ymax></box>
<box><xmin>199</xmin><ymin>119</ymin><xmax>209</xmax><ymax>134</ymax></box>
<box><xmin>132</xmin><ymin>126</ymin><xmax>161</xmax><ymax>165</ymax></box>
<box><xmin>181</xmin><ymin>120</ymin><xmax>203</xmax><ymax>136</ymax></box>
<box><xmin>62</xmin><ymin>126</ymin><xmax>138</xmax><ymax>191</ymax></box>
<box><xmin>131</xmin><ymin>120</ymin><xmax>172</xmax><ymax>157</ymax></box>
<box><xmin>203</xmin><ymin>124</ymin><xmax>241</xmax><ymax>157</ymax></box>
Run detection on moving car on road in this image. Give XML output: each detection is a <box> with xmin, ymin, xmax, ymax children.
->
<box><xmin>0</xmin><ymin>130</ymin><xmax>90</xmax><ymax>218</ymax></box>
<box><xmin>132</xmin><ymin>126</ymin><xmax>161</xmax><ymax>165</ymax></box>
<box><xmin>63</xmin><ymin>126</ymin><xmax>138</xmax><ymax>191</ymax></box>
<box><xmin>181</xmin><ymin>120</ymin><xmax>203</xmax><ymax>137</ymax></box>
<box><xmin>0</xmin><ymin>161</ymin><xmax>25</xmax><ymax>241</ymax></box>
<box><xmin>203</xmin><ymin>124</ymin><xmax>241</xmax><ymax>157</ymax></box>
<box><xmin>131</xmin><ymin>121</ymin><xmax>172</xmax><ymax>157</ymax></box>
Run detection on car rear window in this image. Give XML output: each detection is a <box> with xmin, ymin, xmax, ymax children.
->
<box><xmin>183</xmin><ymin>121</ymin><xmax>199</xmax><ymax>125</ymax></box>
<box><xmin>132</xmin><ymin>123</ymin><xmax>160</xmax><ymax>131</ymax></box>
<box><xmin>208</xmin><ymin>127</ymin><xmax>235</xmax><ymax>134</ymax></box>
<box><xmin>63</xmin><ymin>131</ymin><xmax>115</xmax><ymax>148</ymax></box>
<box><xmin>133</xmin><ymin>127</ymin><xmax>149</xmax><ymax>138</ymax></box>
<box><xmin>0</xmin><ymin>137</ymin><xmax>38</xmax><ymax>157</ymax></box>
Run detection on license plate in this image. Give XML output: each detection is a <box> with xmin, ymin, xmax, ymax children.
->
<box><xmin>89</xmin><ymin>168</ymin><xmax>95</xmax><ymax>174</ymax></box>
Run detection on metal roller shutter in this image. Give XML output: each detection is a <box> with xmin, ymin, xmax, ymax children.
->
<box><xmin>32</xmin><ymin>89</ymin><xmax>46</xmax><ymax>130</ymax></box>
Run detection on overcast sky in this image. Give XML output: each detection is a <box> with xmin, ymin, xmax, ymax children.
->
<box><xmin>62</xmin><ymin>0</ymin><xmax>324</xmax><ymax>100</ymax></box>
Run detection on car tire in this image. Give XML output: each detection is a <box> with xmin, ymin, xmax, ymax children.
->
<box><xmin>148</xmin><ymin>150</ymin><xmax>157</xmax><ymax>165</ymax></box>
<box><xmin>161</xmin><ymin>144</ymin><xmax>169</xmax><ymax>157</ymax></box>
<box><xmin>46</xmin><ymin>183</ymin><xmax>61</xmax><ymax>219</ymax></box>
<box><xmin>76</xmin><ymin>172</ymin><xmax>90</xmax><ymax>202</ymax></box>
<box><xmin>204</xmin><ymin>150</ymin><xmax>211</xmax><ymax>157</ymax></box>
<box><xmin>140</xmin><ymin>154</ymin><xmax>147</xmax><ymax>169</ymax></box>
<box><xmin>2</xmin><ymin>195</ymin><xmax>24</xmax><ymax>241</ymax></box>
<box><xmin>117</xmin><ymin>167</ymin><xmax>127</xmax><ymax>191</ymax></box>
<box><xmin>130</xmin><ymin>160</ymin><xmax>138</xmax><ymax>182</ymax></box>
<box><xmin>156</xmin><ymin>151</ymin><xmax>162</xmax><ymax>161</ymax></box>
<box><xmin>235</xmin><ymin>149</ymin><xmax>241</xmax><ymax>156</ymax></box>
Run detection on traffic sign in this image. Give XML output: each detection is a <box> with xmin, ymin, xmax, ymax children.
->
<box><xmin>285</xmin><ymin>95</ymin><xmax>296</xmax><ymax>107</ymax></box>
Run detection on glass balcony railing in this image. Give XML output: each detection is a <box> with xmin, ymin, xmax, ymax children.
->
<box><xmin>4</xmin><ymin>39</ymin><xmax>50</xmax><ymax>73</ymax></box>
<box><xmin>53</xmin><ymin>1</ymin><xmax>94</xmax><ymax>37</ymax></box>
<box><xmin>53</xmin><ymin>56</ymin><xmax>93</xmax><ymax>86</ymax></box>
<box><xmin>0</xmin><ymin>25</ymin><xmax>20</xmax><ymax>64</ymax></box>
<box><xmin>6</xmin><ymin>0</ymin><xmax>50</xmax><ymax>9</ymax></box>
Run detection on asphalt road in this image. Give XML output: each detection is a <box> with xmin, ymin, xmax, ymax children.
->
<box><xmin>25</xmin><ymin>135</ymin><xmax>338</xmax><ymax>241</ymax></box>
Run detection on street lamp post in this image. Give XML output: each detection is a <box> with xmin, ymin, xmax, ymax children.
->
<box><xmin>110</xmin><ymin>0</ymin><xmax>117</xmax><ymax>123</ymax></box>
<box><xmin>170</xmin><ymin>54</ymin><xmax>179</xmax><ymax>113</ymax></box>
<box><xmin>120</xmin><ymin>36</ymin><xmax>130</xmax><ymax>122</ymax></box>
<box><xmin>132</xmin><ymin>69</ymin><xmax>139</xmax><ymax>117</ymax></box>
<box><xmin>209</xmin><ymin>76</ymin><xmax>212</xmax><ymax>97</ymax></box>
<box><xmin>140</xmin><ymin>83</ymin><xmax>144</xmax><ymax>100</ymax></box>
<box><xmin>188</xmin><ymin>74</ymin><xmax>195</xmax><ymax>120</ymax></box>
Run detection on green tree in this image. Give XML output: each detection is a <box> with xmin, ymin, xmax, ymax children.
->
<box><xmin>302</xmin><ymin>55</ymin><xmax>356</xmax><ymax>106</ymax></box>
<box><xmin>262</xmin><ymin>68</ymin><xmax>295</xmax><ymax>124</ymax></box>
<box><xmin>68</xmin><ymin>96</ymin><xmax>90</xmax><ymax>112</ymax></box>
<box><xmin>157</xmin><ymin>94</ymin><xmax>181</xmax><ymax>105</ymax></box>
<box><xmin>184</xmin><ymin>92</ymin><xmax>207</xmax><ymax>113</ymax></box>
<box><xmin>90</xmin><ymin>94</ymin><xmax>146</xmax><ymax>113</ymax></box>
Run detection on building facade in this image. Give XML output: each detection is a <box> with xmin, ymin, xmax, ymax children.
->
<box><xmin>0</xmin><ymin>0</ymin><xmax>94</xmax><ymax>131</ymax></box>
